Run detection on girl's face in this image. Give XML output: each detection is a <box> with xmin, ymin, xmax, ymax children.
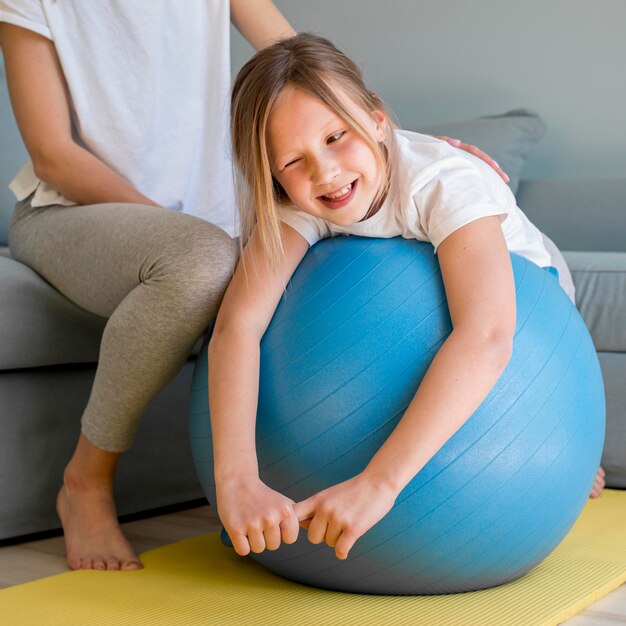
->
<box><xmin>267</xmin><ymin>85</ymin><xmax>387</xmax><ymax>226</ymax></box>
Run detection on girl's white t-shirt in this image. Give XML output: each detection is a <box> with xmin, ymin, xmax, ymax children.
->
<box><xmin>279</xmin><ymin>130</ymin><xmax>553</xmax><ymax>269</ymax></box>
<box><xmin>0</xmin><ymin>0</ymin><xmax>238</xmax><ymax>236</ymax></box>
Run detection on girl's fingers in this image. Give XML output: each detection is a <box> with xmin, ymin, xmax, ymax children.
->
<box><xmin>263</xmin><ymin>524</ymin><xmax>282</xmax><ymax>551</ymax></box>
<box><xmin>230</xmin><ymin>518</ymin><xmax>299</xmax><ymax>556</ymax></box>
<box><xmin>293</xmin><ymin>497</ymin><xmax>316</xmax><ymax>523</ymax></box>
<box><xmin>247</xmin><ymin>527</ymin><xmax>266</xmax><ymax>554</ymax></box>
<box><xmin>325</xmin><ymin>523</ymin><xmax>342</xmax><ymax>548</ymax></box>
<box><xmin>230</xmin><ymin>532</ymin><xmax>251</xmax><ymax>556</ymax></box>
<box><xmin>307</xmin><ymin>515</ymin><xmax>329</xmax><ymax>545</ymax></box>
<box><xmin>280</xmin><ymin>514</ymin><xmax>301</xmax><ymax>544</ymax></box>
<box><xmin>335</xmin><ymin>530</ymin><xmax>359</xmax><ymax>560</ymax></box>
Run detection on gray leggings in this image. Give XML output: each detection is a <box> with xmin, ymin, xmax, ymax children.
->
<box><xmin>9</xmin><ymin>197</ymin><xmax>237</xmax><ymax>453</ymax></box>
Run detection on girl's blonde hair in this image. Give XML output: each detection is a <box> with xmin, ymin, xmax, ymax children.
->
<box><xmin>231</xmin><ymin>33</ymin><xmax>394</xmax><ymax>268</ymax></box>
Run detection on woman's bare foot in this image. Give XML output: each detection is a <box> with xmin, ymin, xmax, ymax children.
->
<box><xmin>57</xmin><ymin>434</ymin><xmax>142</xmax><ymax>571</ymax></box>
<box><xmin>56</xmin><ymin>480</ymin><xmax>142</xmax><ymax>571</ymax></box>
<box><xmin>589</xmin><ymin>466</ymin><xmax>606</xmax><ymax>499</ymax></box>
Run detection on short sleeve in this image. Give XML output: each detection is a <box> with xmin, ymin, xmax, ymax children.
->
<box><xmin>413</xmin><ymin>157</ymin><xmax>508</xmax><ymax>251</ymax></box>
<box><xmin>0</xmin><ymin>0</ymin><xmax>51</xmax><ymax>40</ymax></box>
<box><xmin>278</xmin><ymin>205</ymin><xmax>330</xmax><ymax>246</ymax></box>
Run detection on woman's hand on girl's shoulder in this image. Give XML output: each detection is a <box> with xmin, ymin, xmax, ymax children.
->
<box><xmin>436</xmin><ymin>136</ymin><xmax>510</xmax><ymax>183</ymax></box>
<box><xmin>293</xmin><ymin>473</ymin><xmax>398</xmax><ymax>560</ymax></box>
<box><xmin>216</xmin><ymin>475</ymin><xmax>300</xmax><ymax>556</ymax></box>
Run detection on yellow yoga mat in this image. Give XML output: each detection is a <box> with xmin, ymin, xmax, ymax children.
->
<box><xmin>2</xmin><ymin>489</ymin><xmax>625</xmax><ymax>626</ymax></box>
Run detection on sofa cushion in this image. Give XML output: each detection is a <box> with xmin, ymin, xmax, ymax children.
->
<box><xmin>418</xmin><ymin>109</ymin><xmax>546</xmax><ymax>194</ymax></box>
<box><xmin>564</xmin><ymin>251</ymin><xmax>626</xmax><ymax>353</ymax></box>
<box><xmin>0</xmin><ymin>255</ymin><xmax>106</xmax><ymax>370</ymax></box>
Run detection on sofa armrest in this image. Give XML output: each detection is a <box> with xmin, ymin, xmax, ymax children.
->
<box><xmin>516</xmin><ymin>178</ymin><xmax>626</xmax><ymax>252</ymax></box>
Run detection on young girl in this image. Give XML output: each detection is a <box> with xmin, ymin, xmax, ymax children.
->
<box><xmin>209</xmin><ymin>33</ymin><xmax>604</xmax><ymax>562</ymax></box>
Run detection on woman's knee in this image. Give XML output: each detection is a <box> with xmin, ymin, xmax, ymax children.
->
<box><xmin>164</xmin><ymin>221</ymin><xmax>238</xmax><ymax>317</ymax></box>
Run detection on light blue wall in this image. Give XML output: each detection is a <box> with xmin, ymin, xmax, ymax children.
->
<box><xmin>0</xmin><ymin>58</ymin><xmax>27</xmax><ymax>236</ymax></box>
<box><xmin>232</xmin><ymin>0</ymin><xmax>626</xmax><ymax>180</ymax></box>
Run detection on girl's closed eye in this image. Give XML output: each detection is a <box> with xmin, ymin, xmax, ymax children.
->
<box><xmin>282</xmin><ymin>131</ymin><xmax>345</xmax><ymax>169</ymax></box>
<box><xmin>283</xmin><ymin>157</ymin><xmax>301</xmax><ymax>170</ymax></box>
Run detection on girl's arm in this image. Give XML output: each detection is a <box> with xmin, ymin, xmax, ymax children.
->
<box><xmin>294</xmin><ymin>216</ymin><xmax>516</xmax><ymax>559</ymax></box>
<box><xmin>0</xmin><ymin>23</ymin><xmax>158</xmax><ymax>207</ymax></box>
<box><xmin>209</xmin><ymin>224</ymin><xmax>309</xmax><ymax>556</ymax></box>
<box><xmin>230</xmin><ymin>0</ymin><xmax>296</xmax><ymax>51</ymax></box>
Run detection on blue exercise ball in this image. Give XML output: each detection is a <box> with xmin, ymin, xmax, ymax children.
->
<box><xmin>189</xmin><ymin>236</ymin><xmax>605</xmax><ymax>595</ymax></box>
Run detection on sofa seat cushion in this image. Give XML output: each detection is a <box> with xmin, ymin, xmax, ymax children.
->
<box><xmin>564</xmin><ymin>251</ymin><xmax>626</xmax><ymax>353</ymax></box>
<box><xmin>0</xmin><ymin>255</ymin><xmax>106</xmax><ymax>370</ymax></box>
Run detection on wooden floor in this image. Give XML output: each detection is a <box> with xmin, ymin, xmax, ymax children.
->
<box><xmin>0</xmin><ymin>503</ymin><xmax>624</xmax><ymax>624</ymax></box>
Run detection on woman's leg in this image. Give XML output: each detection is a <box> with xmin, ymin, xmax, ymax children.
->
<box><xmin>10</xmin><ymin>200</ymin><xmax>237</xmax><ymax>569</ymax></box>
<box><xmin>57</xmin><ymin>434</ymin><xmax>130</xmax><ymax>570</ymax></box>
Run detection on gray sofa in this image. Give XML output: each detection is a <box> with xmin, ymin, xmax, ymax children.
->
<box><xmin>1</xmin><ymin>87</ymin><xmax>624</xmax><ymax>541</ymax></box>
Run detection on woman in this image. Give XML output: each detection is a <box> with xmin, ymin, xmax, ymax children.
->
<box><xmin>0</xmin><ymin>0</ymin><xmax>295</xmax><ymax>572</ymax></box>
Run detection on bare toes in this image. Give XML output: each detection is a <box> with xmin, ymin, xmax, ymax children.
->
<box><xmin>93</xmin><ymin>558</ymin><xmax>106</xmax><ymax>570</ymax></box>
<box><xmin>121</xmin><ymin>559</ymin><xmax>143</xmax><ymax>571</ymax></box>
<box><xmin>67</xmin><ymin>556</ymin><xmax>82</xmax><ymax>570</ymax></box>
<box><xmin>107</xmin><ymin>559</ymin><xmax>121</xmax><ymax>571</ymax></box>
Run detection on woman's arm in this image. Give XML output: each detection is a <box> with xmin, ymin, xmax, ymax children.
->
<box><xmin>230</xmin><ymin>0</ymin><xmax>296</xmax><ymax>51</ymax></box>
<box><xmin>0</xmin><ymin>23</ymin><xmax>158</xmax><ymax>207</ymax></box>
<box><xmin>294</xmin><ymin>216</ymin><xmax>516</xmax><ymax>559</ymax></box>
<box><xmin>209</xmin><ymin>224</ymin><xmax>309</xmax><ymax>556</ymax></box>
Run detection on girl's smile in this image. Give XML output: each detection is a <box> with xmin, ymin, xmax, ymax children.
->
<box><xmin>318</xmin><ymin>179</ymin><xmax>357</xmax><ymax>210</ymax></box>
<box><xmin>268</xmin><ymin>85</ymin><xmax>388</xmax><ymax>226</ymax></box>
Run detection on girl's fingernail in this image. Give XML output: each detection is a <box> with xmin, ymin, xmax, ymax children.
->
<box><xmin>449</xmin><ymin>138</ymin><xmax>461</xmax><ymax>147</ymax></box>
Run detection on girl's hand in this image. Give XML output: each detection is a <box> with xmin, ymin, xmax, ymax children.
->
<box><xmin>293</xmin><ymin>474</ymin><xmax>398</xmax><ymax>560</ymax></box>
<box><xmin>436</xmin><ymin>136</ymin><xmax>510</xmax><ymax>184</ymax></box>
<box><xmin>216</xmin><ymin>475</ymin><xmax>300</xmax><ymax>556</ymax></box>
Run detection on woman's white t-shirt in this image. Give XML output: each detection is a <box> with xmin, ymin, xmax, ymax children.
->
<box><xmin>0</xmin><ymin>0</ymin><xmax>238</xmax><ymax>236</ymax></box>
<box><xmin>280</xmin><ymin>130</ymin><xmax>554</xmax><ymax>270</ymax></box>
